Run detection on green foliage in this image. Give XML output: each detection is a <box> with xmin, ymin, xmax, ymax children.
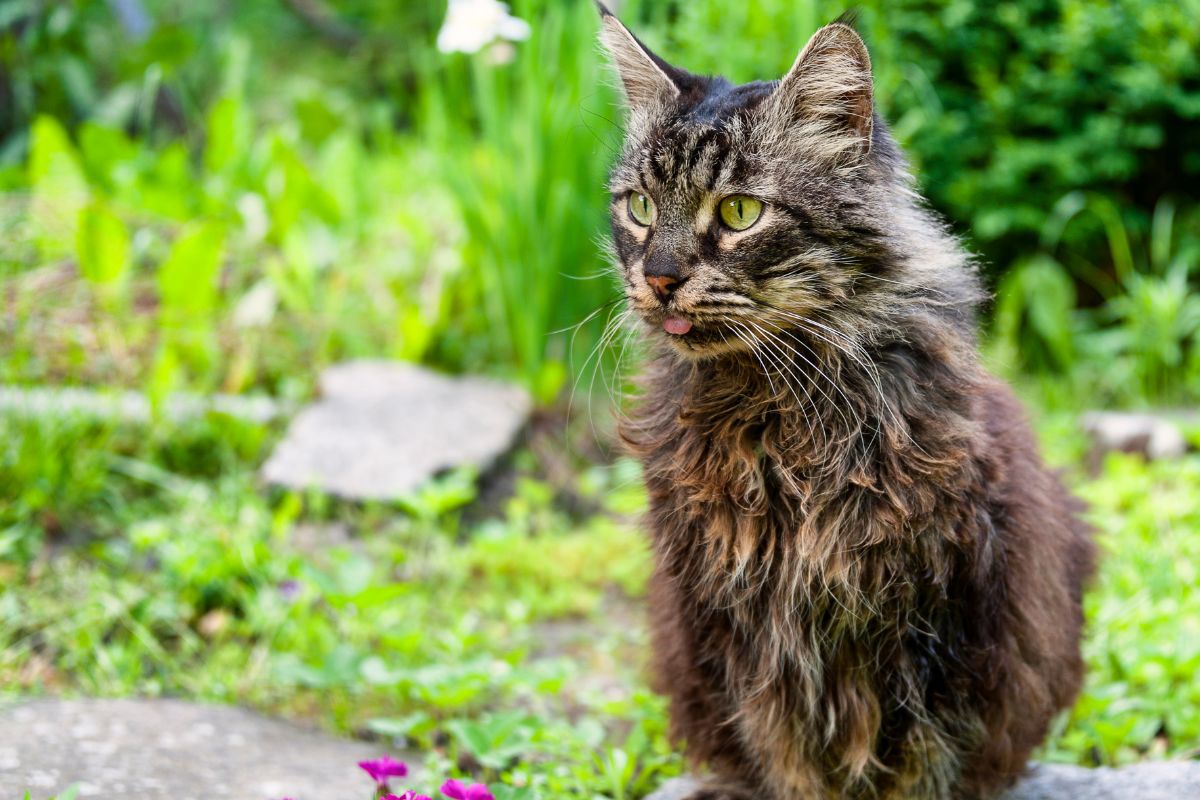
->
<box><xmin>4</xmin><ymin>3</ymin><xmax>1200</xmax><ymax>793</ymax></box>
<box><xmin>993</xmin><ymin>195</ymin><xmax>1200</xmax><ymax>405</ymax></box>
<box><xmin>28</xmin><ymin>115</ymin><xmax>89</xmax><ymax>258</ymax></box>
<box><xmin>4</xmin><ymin>406</ymin><xmax>1200</xmax><ymax>786</ymax></box>
<box><xmin>6</xmin><ymin>0</ymin><xmax>1200</xmax><ymax>404</ymax></box>
<box><xmin>3</xmin><ymin>4</ymin><xmax>628</xmax><ymax>397</ymax></box>
<box><xmin>76</xmin><ymin>199</ymin><xmax>131</xmax><ymax>286</ymax></box>
<box><xmin>1048</xmin><ymin>453</ymin><xmax>1200</xmax><ymax>764</ymax></box>
<box><xmin>0</xmin><ymin>408</ymin><xmax>678</xmax><ymax>797</ymax></box>
<box><xmin>0</xmin><ymin>412</ymin><xmax>117</xmax><ymax>563</ymax></box>
<box><xmin>873</xmin><ymin>0</ymin><xmax>1200</xmax><ymax>270</ymax></box>
<box><xmin>415</xmin><ymin>0</ymin><xmax>620</xmax><ymax>398</ymax></box>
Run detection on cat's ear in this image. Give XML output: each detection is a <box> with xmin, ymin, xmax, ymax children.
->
<box><xmin>771</xmin><ymin>17</ymin><xmax>874</xmax><ymax>155</ymax></box>
<box><xmin>596</xmin><ymin>2</ymin><xmax>686</xmax><ymax>109</ymax></box>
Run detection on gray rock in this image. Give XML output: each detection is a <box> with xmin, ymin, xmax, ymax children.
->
<box><xmin>647</xmin><ymin>762</ymin><xmax>1200</xmax><ymax>800</ymax></box>
<box><xmin>0</xmin><ymin>385</ymin><xmax>282</xmax><ymax>425</ymax></box>
<box><xmin>644</xmin><ymin>777</ymin><xmax>702</xmax><ymax>800</ymax></box>
<box><xmin>0</xmin><ymin>698</ymin><xmax>417</xmax><ymax>800</ymax></box>
<box><xmin>261</xmin><ymin>360</ymin><xmax>532</xmax><ymax>501</ymax></box>
<box><xmin>1004</xmin><ymin>761</ymin><xmax>1200</xmax><ymax>799</ymax></box>
<box><xmin>1082</xmin><ymin>411</ymin><xmax>1190</xmax><ymax>462</ymax></box>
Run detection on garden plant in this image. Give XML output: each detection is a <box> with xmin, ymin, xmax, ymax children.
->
<box><xmin>2</xmin><ymin>0</ymin><xmax>1199</xmax><ymax>797</ymax></box>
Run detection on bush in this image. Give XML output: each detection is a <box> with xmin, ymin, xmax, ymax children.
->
<box><xmin>874</xmin><ymin>0</ymin><xmax>1200</xmax><ymax>273</ymax></box>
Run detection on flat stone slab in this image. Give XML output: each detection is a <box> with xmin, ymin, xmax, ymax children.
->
<box><xmin>648</xmin><ymin>762</ymin><xmax>1200</xmax><ymax>800</ymax></box>
<box><xmin>0</xmin><ymin>386</ymin><xmax>283</xmax><ymax>425</ymax></box>
<box><xmin>1082</xmin><ymin>410</ymin><xmax>1193</xmax><ymax>462</ymax></box>
<box><xmin>0</xmin><ymin>698</ymin><xmax>416</xmax><ymax>800</ymax></box>
<box><xmin>261</xmin><ymin>360</ymin><xmax>532</xmax><ymax>501</ymax></box>
<box><xmin>1005</xmin><ymin>761</ymin><xmax>1200</xmax><ymax>799</ymax></box>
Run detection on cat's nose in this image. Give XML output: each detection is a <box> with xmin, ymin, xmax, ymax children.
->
<box><xmin>645</xmin><ymin>274</ymin><xmax>683</xmax><ymax>301</ymax></box>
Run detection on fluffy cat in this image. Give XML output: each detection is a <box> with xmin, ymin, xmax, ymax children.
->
<box><xmin>596</xmin><ymin>5</ymin><xmax>1095</xmax><ymax>799</ymax></box>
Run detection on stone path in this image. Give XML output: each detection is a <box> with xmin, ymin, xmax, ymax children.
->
<box><xmin>261</xmin><ymin>360</ymin><xmax>532</xmax><ymax>501</ymax></box>
<box><xmin>0</xmin><ymin>699</ymin><xmax>417</xmax><ymax>800</ymax></box>
<box><xmin>1082</xmin><ymin>410</ymin><xmax>1193</xmax><ymax>462</ymax></box>
<box><xmin>0</xmin><ymin>385</ymin><xmax>283</xmax><ymax>425</ymax></box>
<box><xmin>648</xmin><ymin>762</ymin><xmax>1200</xmax><ymax>800</ymax></box>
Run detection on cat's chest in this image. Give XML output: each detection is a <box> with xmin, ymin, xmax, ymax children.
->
<box><xmin>650</xmin><ymin>414</ymin><xmax>819</xmax><ymax>511</ymax></box>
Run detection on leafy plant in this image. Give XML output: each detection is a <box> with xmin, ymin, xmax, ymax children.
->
<box><xmin>995</xmin><ymin>194</ymin><xmax>1200</xmax><ymax>404</ymax></box>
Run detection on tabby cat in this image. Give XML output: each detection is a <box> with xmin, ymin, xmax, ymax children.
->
<box><xmin>596</xmin><ymin>5</ymin><xmax>1095</xmax><ymax>799</ymax></box>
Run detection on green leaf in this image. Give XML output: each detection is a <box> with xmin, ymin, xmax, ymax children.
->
<box><xmin>157</xmin><ymin>221</ymin><xmax>226</xmax><ymax>319</ymax></box>
<box><xmin>204</xmin><ymin>95</ymin><xmax>248</xmax><ymax>175</ymax></box>
<box><xmin>366</xmin><ymin>712</ymin><xmax>433</xmax><ymax>739</ymax></box>
<box><xmin>76</xmin><ymin>201</ymin><xmax>131</xmax><ymax>286</ymax></box>
<box><xmin>28</xmin><ymin>115</ymin><xmax>89</xmax><ymax>259</ymax></box>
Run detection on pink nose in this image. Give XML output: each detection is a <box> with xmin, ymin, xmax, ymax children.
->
<box><xmin>646</xmin><ymin>274</ymin><xmax>680</xmax><ymax>300</ymax></box>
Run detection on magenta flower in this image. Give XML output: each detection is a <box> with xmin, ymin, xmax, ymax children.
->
<box><xmin>278</xmin><ymin>579</ymin><xmax>302</xmax><ymax>601</ymax></box>
<box><xmin>385</xmin><ymin>793</ymin><xmax>432</xmax><ymax>800</ymax></box>
<box><xmin>358</xmin><ymin>755</ymin><xmax>409</xmax><ymax>786</ymax></box>
<box><xmin>440</xmin><ymin>779</ymin><xmax>494</xmax><ymax>800</ymax></box>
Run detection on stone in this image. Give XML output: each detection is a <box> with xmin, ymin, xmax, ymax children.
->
<box><xmin>1081</xmin><ymin>411</ymin><xmax>1190</xmax><ymax>462</ymax></box>
<box><xmin>1003</xmin><ymin>761</ymin><xmax>1200</xmax><ymax>799</ymax></box>
<box><xmin>0</xmin><ymin>698</ymin><xmax>416</xmax><ymax>800</ymax></box>
<box><xmin>261</xmin><ymin>360</ymin><xmax>532</xmax><ymax>501</ymax></box>
<box><xmin>646</xmin><ymin>762</ymin><xmax>1200</xmax><ymax>800</ymax></box>
<box><xmin>0</xmin><ymin>385</ymin><xmax>283</xmax><ymax>425</ymax></box>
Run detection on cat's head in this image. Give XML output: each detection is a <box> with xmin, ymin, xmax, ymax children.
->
<box><xmin>598</xmin><ymin>4</ymin><xmax>922</xmax><ymax>360</ymax></box>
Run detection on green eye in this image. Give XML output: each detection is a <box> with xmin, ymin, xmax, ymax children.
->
<box><xmin>628</xmin><ymin>192</ymin><xmax>655</xmax><ymax>226</ymax></box>
<box><xmin>719</xmin><ymin>195</ymin><xmax>764</xmax><ymax>231</ymax></box>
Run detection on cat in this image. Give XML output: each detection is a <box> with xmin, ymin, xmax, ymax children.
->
<box><xmin>595</xmin><ymin>5</ymin><xmax>1096</xmax><ymax>799</ymax></box>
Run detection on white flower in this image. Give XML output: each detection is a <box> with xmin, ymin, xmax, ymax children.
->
<box><xmin>436</xmin><ymin>0</ymin><xmax>531</xmax><ymax>55</ymax></box>
<box><xmin>232</xmin><ymin>280</ymin><xmax>278</xmax><ymax>329</ymax></box>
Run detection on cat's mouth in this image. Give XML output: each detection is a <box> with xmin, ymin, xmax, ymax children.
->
<box><xmin>661</xmin><ymin>316</ymin><xmax>693</xmax><ymax>336</ymax></box>
<box><xmin>639</xmin><ymin>310</ymin><xmax>736</xmax><ymax>357</ymax></box>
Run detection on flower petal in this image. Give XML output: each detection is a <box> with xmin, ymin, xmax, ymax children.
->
<box><xmin>358</xmin><ymin>756</ymin><xmax>408</xmax><ymax>784</ymax></box>
<box><xmin>440</xmin><ymin>779</ymin><xmax>467</xmax><ymax>800</ymax></box>
<box><xmin>465</xmin><ymin>784</ymin><xmax>495</xmax><ymax>800</ymax></box>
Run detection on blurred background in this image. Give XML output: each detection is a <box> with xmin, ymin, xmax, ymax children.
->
<box><xmin>1</xmin><ymin>0</ymin><xmax>1198</xmax><ymax>797</ymax></box>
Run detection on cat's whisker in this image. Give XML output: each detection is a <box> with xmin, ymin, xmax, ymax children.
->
<box><xmin>854</xmin><ymin>272</ymin><xmax>954</xmax><ymax>300</ymax></box>
<box><xmin>748</xmin><ymin>317</ymin><xmax>863</xmax><ymax>441</ymax></box>
<box><xmin>752</xmin><ymin>302</ymin><xmax>895</xmax><ymax>447</ymax></box>
<box><xmin>593</xmin><ymin>307</ymin><xmax>634</xmax><ymax>408</ymax></box>
<box><xmin>608</xmin><ymin>312</ymin><xmax>639</xmax><ymax>411</ymax></box>
<box><xmin>570</xmin><ymin>303</ymin><xmax>630</xmax><ymax>437</ymax></box>
<box><xmin>554</xmin><ymin>296</ymin><xmax>623</xmax><ymax>337</ymax></box>
<box><xmin>728</xmin><ymin>317</ymin><xmax>826</xmax><ymax>452</ymax></box>
<box><xmin>725</xmin><ymin>319</ymin><xmax>778</xmax><ymax>398</ymax></box>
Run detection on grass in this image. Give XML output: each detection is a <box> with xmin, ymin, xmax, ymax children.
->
<box><xmin>2</xmin><ymin>1</ymin><xmax>625</xmax><ymax>405</ymax></box>
<box><xmin>3</xmin><ymin>1</ymin><xmax>1199</xmax><ymax>796</ymax></box>
<box><xmin>2</xmin><ymin>402</ymin><xmax>1199</xmax><ymax>798</ymax></box>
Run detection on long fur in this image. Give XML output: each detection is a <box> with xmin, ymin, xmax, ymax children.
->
<box><xmin>598</xmin><ymin>11</ymin><xmax>1095</xmax><ymax>800</ymax></box>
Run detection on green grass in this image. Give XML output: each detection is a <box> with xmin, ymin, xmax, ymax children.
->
<box><xmin>2</xmin><ymin>1</ymin><xmax>625</xmax><ymax>405</ymax></box>
<box><xmin>4</xmin><ymin>1</ymin><xmax>1200</xmax><ymax>796</ymax></box>
<box><xmin>3</xmin><ymin>406</ymin><xmax>1199</xmax><ymax>798</ymax></box>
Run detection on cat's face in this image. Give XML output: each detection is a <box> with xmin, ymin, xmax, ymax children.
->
<box><xmin>600</xmin><ymin>6</ymin><xmax>891</xmax><ymax>360</ymax></box>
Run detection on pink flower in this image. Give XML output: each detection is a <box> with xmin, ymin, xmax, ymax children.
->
<box><xmin>385</xmin><ymin>793</ymin><xmax>432</xmax><ymax>800</ymax></box>
<box><xmin>358</xmin><ymin>755</ymin><xmax>409</xmax><ymax>786</ymax></box>
<box><xmin>440</xmin><ymin>779</ymin><xmax>494</xmax><ymax>800</ymax></box>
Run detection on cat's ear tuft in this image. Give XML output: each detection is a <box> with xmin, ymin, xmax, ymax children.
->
<box><xmin>597</xmin><ymin>8</ymin><xmax>683</xmax><ymax>110</ymax></box>
<box><xmin>771</xmin><ymin>19</ymin><xmax>874</xmax><ymax>155</ymax></box>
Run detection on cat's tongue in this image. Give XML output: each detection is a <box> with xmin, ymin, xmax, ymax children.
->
<box><xmin>662</xmin><ymin>317</ymin><xmax>693</xmax><ymax>336</ymax></box>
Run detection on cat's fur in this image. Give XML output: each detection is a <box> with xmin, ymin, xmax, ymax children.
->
<box><xmin>597</xmin><ymin>6</ymin><xmax>1095</xmax><ymax>799</ymax></box>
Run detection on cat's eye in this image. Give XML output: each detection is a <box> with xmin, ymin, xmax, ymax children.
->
<box><xmin>718</xmin><ymin>195</ymin><xmax>764</xmax><ymax>231</ymax></box>
<box><xmin>628</xmin><ymin>192</ymin><xmax>656</xmax><ymax>226</ymax></box>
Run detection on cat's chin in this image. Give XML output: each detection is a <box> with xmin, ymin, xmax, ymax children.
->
<box><xmin>645</xmin><ymin>322</ymin><xmax>744</xmax><ymax>360</ymax></box>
